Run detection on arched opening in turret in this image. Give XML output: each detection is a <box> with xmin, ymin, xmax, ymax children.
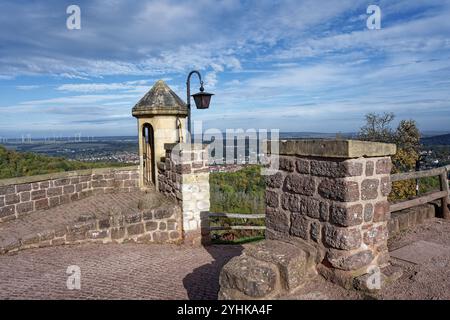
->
<box><xmin>142</xmin><ymin>123</ymin><xmax>155</xmax><ymax>186</ymax></box>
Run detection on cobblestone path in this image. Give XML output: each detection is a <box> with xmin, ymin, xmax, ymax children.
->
<box><xmin>0</xmin><ymin>243</ymin><xmax>243</xmax><ymax>299</ymax></box>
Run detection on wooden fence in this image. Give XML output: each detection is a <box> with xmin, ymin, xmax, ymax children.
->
<box><xmin>390</xmin><ymin>164</ymin><xmax>450</xmax><ymax>219</ymax></box>
<box><xmin>206</xmin><ymin>164</ymin><xmax>450</xmax><ymax>235</ymax></box>
<box><xmin>207</xmin><ymin>212</ymin><xmax>266</xmax><ymax>232</ymax></box>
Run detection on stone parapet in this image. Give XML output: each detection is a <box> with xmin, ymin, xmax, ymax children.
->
<box><xmin>158</xmin><ymin>143</ymin><xmax>210</xmax><ymax>245</ymax></box>
<box><xmin>265</xmin><ymin>139</ymin><xmax>396</xmax><ymax>290</ymax></box>
<box><xmin>0</xmin><ymin>167</ymin><xmax>139</xmax><ymax>223</ymax></box>
<box><xmin>218</xmin><ymin>139</ymin><xmax>397</xmax><ymax>298</ymax></box>
<box><xmin>0</xmin><ymin>201</ymin><xmax>181</xmax><ymax>255</ymax></box>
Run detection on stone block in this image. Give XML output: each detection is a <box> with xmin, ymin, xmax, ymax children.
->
<box><xmin>363</xmin><ymin>225</ymin><xmax>388</xmax><ymax>246</ymax></box>
<box><xmin>31</xmin><ymin>189</ymin><xmax>46</xmax><ymax>200</ymax></box>
<box><xmin>290</xmin><ymin>213</ymin><xmax>310</xmax><ymax>240</ymax></box>
<box><xmin>35</xmin><ymin>198</ymin><xmax>49</xmax><ymax>210</ymax></box>
<box><xmin>16</xmin><ymin>201</ymin><xmax>34</xmax><ymax>214</ymax></box>
<box><xmin>326</xmin><ymin>249</ymin><xmax>374</xmax><ymax>271</ymax></box>
<box><xmin>364</xmin><ymin>203</ymin><xmax>373</xmax><ymax>222</ymax></box>
<box><xmin>39</xmin><ymin>181</ymin><xmax>50</xmax><ymax>189</ymax></box>
<box><xmin>396</xmin><ymin>211</ymin><xmax>410</xmax><ymax>231</ymax></box>
<box><xmin>16</xmin><ymin>184</ymin><xmax>32</xmax><ymax>192</ymax></box>
<box><xmin>376</xmin><ymin>158</ymin><xmax>392</xmax><ymax>174</ymax></box>
<box><xmin>301</xmin><ymin>198</ymin><xmax>319</xmax><ymax>219</ymax></box>
<box><xmin>318</xmin><ymin>179</ymin><xmax>359</xmax><ymax>202</ymax></box>
<box><xmin>143</xmin><ymin>209</ymin><xmax>153</xmax><ymax>220</ymax></box>
<box><xmin>387</xmin><ymin>217</ymin><xmax>399</xmax><ymax>235</ymax></box>
<box><xmin>310</xmin><ymin>160</ymin><xmax>362</xmax><ymax>178</ymax></box>
<box><xmin>98</xmin><ymin>218</ymin><xmax>111</xmax><ymax>229</ymax></box>
<box><xmin>361</xmin><ymin>179</ymin><xmax>380</xmax><ymax>200</ymax></box>
<box><xmin>47</xmin><ymin>187</ymin><xmax>63</xmax><ymax>197</ymax></box>
<box><xmin>353</xmin><ymin>266</ymin><xmax>403</xmax><ymax>292</ymax></box>
<box><xmin>265</xmin><ymin>190</ymin><xmax>279</xmax><ymax>208</ymax></box>
<box><xmin>279</xmin><ymin>156</ymin><xmax>295</xmax><ymax>172</ymax></box>
<box><xmin>295</xmin><ymin>159</ymin><xmax>310</xmax><ymax>174</ymax></box>
<box><xmin>167</xmin><ymin>220</ymin><xmax>176</xmax><ymax>231</ymax></box>
<box><xmin>319</xmin><ymin>201</ymin><xmax>329</xmax><ymax>221</ymax></box>
<box><xmin>244</xmin><ymin>240</ymin><xmax>316</xmax><ymax>291</ymax></box>
<box><xmin>125</xmin><ymin>211</ymin><xmax>142</xmax><ymax>224</ymax></box>
<box><xmin>365</xmin><ymin>161</ymin><xmax>374</xmax><ymax>176</ymax></box>
<box><xmin>59</xmin><ymin>194</ymin><xmax>71</xmax><ymax>205</ymax></box>
<box><xmin>0</xmin><ymin>205</ymin><xmax>15</xmax><ymax>218</ymax></box>
<box><xmin>330</xmin><ymin>203</ymin><xmax>363</xmax><ymax>227</ymax></box>
<box><xmin>266</xmin><ymin>207</ymin><xmax>290</xmax><ymax>234</ymax></box>
<box><xmin>324</xmin><ymin>224</ymin><xmax>362</xmax><ymax>250</ymax></box>
<box><xmin>70</xmin><ymin>193</ymin><xmax>80</xmax><ymax>201</ymax></box>
<box><xmin>145</xmin><ymin>221</ymin><xmax>158</xmax><ymax>231</ymax></box>
<box><xmin>265</xmin><ymin>172</ymin><xmax>284</xmax><ymax>188</ymax></box>
<box><xmin>111</xmin><ymin>227</ymin><xmax>125</xmax><ymax>239</ymax></box>
<box><xmin>170</xmin><ymin>231</ymin><xmax>180</xmax><ymax>240</ymax></box>
<box><xmin>54</xmin><ymin>178</ymin><xmax>71</xmax><ymax>186</ymax></box>
<box><xmin>219</xmin><ymin>255</ymin><xmax>278</xmax><ymax>298</ymax></box>
<box><xmin>281</xmin><ymin>193</ymin><xmax>302</xmax><ymax>212</ymax></box>
<box><xmin>373</xmin><ymin>201</ymin><xmax>390</xmax><ymax>222</ymax></box>
<box><xmin>310</xmin><ymin>221</ymin><xmax>321</xmax><ymax>242</ymax></box>
<box><xmin>153</xmin><ymin>231</ymin><xmax>169</xmax><ymax>243</ymax></box>
<box><xmin>20</xmin><ymin>191</ymin><xmax>31</xmax><ymax>202</ymax></box>
<box><xmin>276</xmin><ymin>140</ymin><xmax>396</xmax><ymax>158</ymax></box>
<box><xmin>0</xmin><ymin>185</ymin><xmax>16</xmax><ymax>195</ymax></box>
<box><xmin>127</xmin><ymin>223</ymin><xmax>145</xmax><ymax>235</ymax></box>
<box><xmin>154</xmin><ymin>207</ymin><xmax>174</xmax><ymax>219</ymax></box>
<box><xmin>39</xmin><ymin>230</ymin><xmax>55</xmax><ymax>241</ymax></box>
<box><xmin>380</xmin><ymin>176</ymin><xmax>391</xmax><ymax>196</ymax></box>
<box><xmin>5</xmin><ymin>193</ymin><xmax>20</xmax><ymax>205</ymax></box>
<box><xmin>284</xmin><ymin>173</ymin><xmax>315</xmax><ymax>196</ymax></box>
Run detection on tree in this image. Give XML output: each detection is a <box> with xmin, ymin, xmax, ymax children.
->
<box><xmin>358</xmin><ymin>113</ymin><xmax>421</xmax><ymax>200</ymax></box>
<box><xmin>358</xmin><ymin>112</ymin><xmax>395</xmax><ymax>143</ymax></box>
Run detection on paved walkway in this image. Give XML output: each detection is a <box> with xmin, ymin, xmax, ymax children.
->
<box><xmin>0</xmin><ymin>243</ymin><xmax>243</xmax><ymax>299</ymax></box>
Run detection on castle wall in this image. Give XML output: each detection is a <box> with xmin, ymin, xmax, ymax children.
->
<box><xmin>0</xmin><ymin>166</ymin><xmax>139</xmax><ymax>223</ymax></box>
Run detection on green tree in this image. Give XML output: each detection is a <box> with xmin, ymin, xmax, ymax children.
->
<box><xmin>358</xmin><ymin>113</ymin><xmax>421</xmax><ymax>200</ymax></box>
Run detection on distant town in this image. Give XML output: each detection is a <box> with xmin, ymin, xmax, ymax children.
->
<box><xmin>0</xmin><ymin>132</ymin><xmax>449</xmax><ymax>172</ymax></box>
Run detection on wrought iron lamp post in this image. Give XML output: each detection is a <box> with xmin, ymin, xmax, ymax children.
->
<box><xmin>186</xmin><ymin>70</ymin><xmax>214</xmax><ymax>135</ymax></box>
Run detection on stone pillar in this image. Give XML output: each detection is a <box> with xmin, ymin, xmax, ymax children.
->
<box><xmin>218</xmin><ymin>139</ymin><xmax>397</xmax><ymax>300</ymax></box>
<box><xmin>158</xmin><ymin>143</ymin><xmax>210</xmax><ymax>245</ymax></box>
<box><xmin>265</xmin><ymin>139</ymin><xmax>396</xmax><ymax>289</ymax></box>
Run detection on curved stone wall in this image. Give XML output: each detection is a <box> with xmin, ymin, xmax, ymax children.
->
<box><xmin>0</xmin><ymin>166</ymin><xmax>139</xmax><ymax>223</ymax></box>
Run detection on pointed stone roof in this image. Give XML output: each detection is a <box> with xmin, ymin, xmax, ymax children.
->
<box><xmin>132</xmin><ymin>80</ymin><xmax>188</xmax><ymax>117</ymax></box>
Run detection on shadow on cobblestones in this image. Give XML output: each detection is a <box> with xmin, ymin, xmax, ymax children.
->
<box><xmin>183</xmin><ymin>245</ymin><xmax>243</xmax><ymax>300</ymax></box>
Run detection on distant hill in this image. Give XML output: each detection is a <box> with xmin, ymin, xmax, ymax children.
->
<box><xmin>0</xmin><ymin>145</ymin><xmax>126</xmax><ymax>179</ymax></box>
<box><xmin>421</xmin><ymin>133</ymin><xmax>450</xmax><ymax>146</ymax></box>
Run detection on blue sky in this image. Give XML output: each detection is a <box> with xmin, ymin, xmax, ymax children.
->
<box><xmin>0</xmin><ymin>0</ymin><xmax>449</xmax><ymax>138</ymax></box>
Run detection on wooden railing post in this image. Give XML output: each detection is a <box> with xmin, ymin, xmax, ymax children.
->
<box><xmin>440</xmin><ymin>169</ymin><xmax>450</xmax><ymax>219</ymax></box>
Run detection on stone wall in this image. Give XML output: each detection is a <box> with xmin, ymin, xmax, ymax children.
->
<box><xmin>219</xmin><ymin>139</ymin><xmax>397</xmax><ymax>299</ymax></box>
<box><xmin>0</xmin><ymin>167</ymin><xmax>139</xmax><ymax>223</ymax></box>
<box><xmin>266</xmin><ymin>152</ymin><xmax>393</xmax><ymax>288</ymax></box>
<box><xmin>157</xmin><ymin>143</ymin><xmax>210</xmax><ymax>244</ymax></box>
<box><xmin>388</xmin><ymin>203</ymin><xmax>437</xmax><ymax>236</ymax></box>
<box><xmin>1</xmin><ymin>202</ymin><xmax>181</xmax><ymax>255</ymax></box>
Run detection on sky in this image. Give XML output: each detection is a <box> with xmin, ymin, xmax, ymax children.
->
<box><xmin>0</xmin><ymin>0</ymin><xmax>449</xmax><ymax>138</ymax></box>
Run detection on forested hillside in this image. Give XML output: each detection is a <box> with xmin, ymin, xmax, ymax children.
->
<box><xmin>0</xmin><ymin>145</ymin><xmax>126</xmax><ymax>179</ymax></box>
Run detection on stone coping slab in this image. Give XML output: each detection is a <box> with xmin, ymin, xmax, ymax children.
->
<box><xmin>266</xmin><ymin>139</ymin><xmax>396</xmax><ymax>158</ymax></box>
<box><xmin>0</xmin><ymin>166</ymin><xmax>138</xmax><ymax>186</ymax></box>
